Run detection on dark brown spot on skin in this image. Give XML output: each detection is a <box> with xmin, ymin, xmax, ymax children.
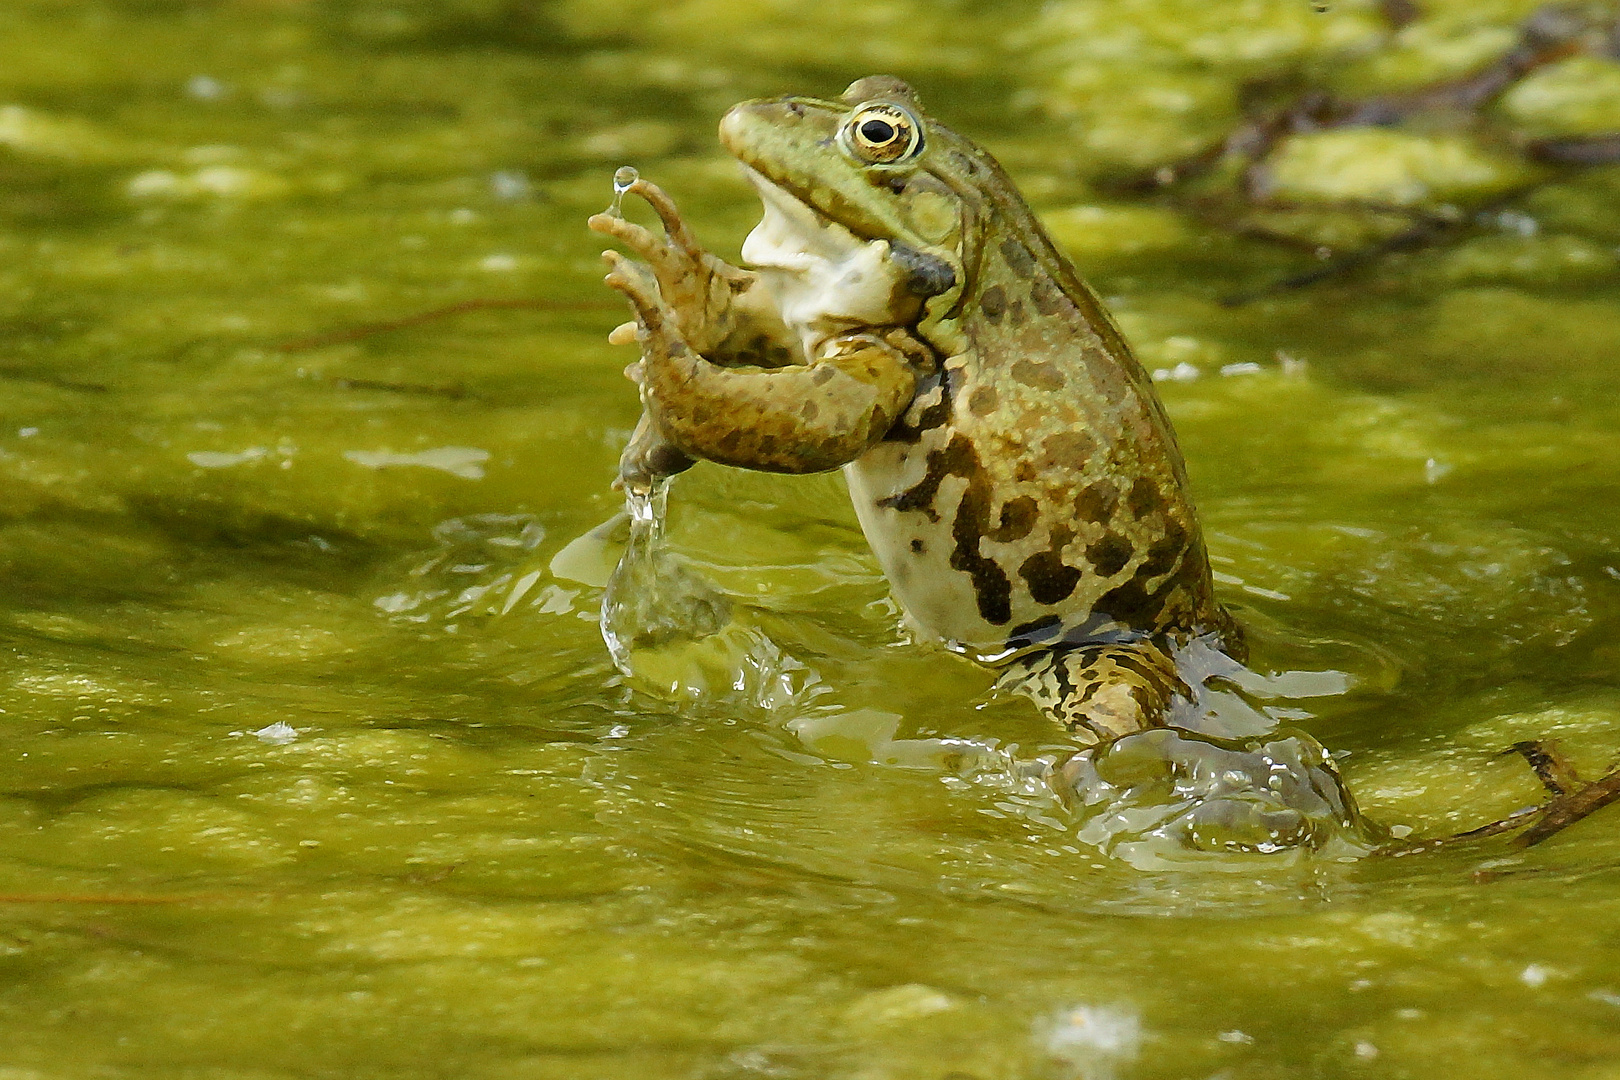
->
<box><xmin>1020</xmin><ymin>550</ymin><xmax>1082</xmax><ymax>605</ymax></box>
<box><xmin>1096</xmin><ymin>531</ymin><xmax>1207</xmax><ymax>632</ymax></box>
<box><xmin>1085</xmin><ymin>533</ymin><xmax>1134</xmax><ymax>577</ymax></box>
<box><xmin>886</xmin><ymin>367</ymin><xmax>954</xmax><ymax>445</ymax></box>
<box><xmin>967</xmin><ymin>385</ymin><xmax>998</xmax><ymax>416</ymax></box>
<box><xmin>1030</xmin><ymin>277</ymin><xmax>1065</xmax><ymax>316</ymax></box>
<box><xmin>811</xmin><ymin>366</ymin><xmax>836</xmax><ymax>386</ymax></box>
<box><xmin>1095</xmin><ymin>578</ymin><xmax>1157</xmax><ymax>628</ymax></box>
<box><xmin>877</xmin><ymin>435</ymin><xmax>1013</xmax><ymax>624</ymax></box>
<box><xmin>986</xmin><ymin>495</ymin><xmax>1038</xmax><ymax>543</ymax></box>
<box><xmin>1014</xmin><ymin>461</ymin><xmax>1037</xmax><ymax>482</ymax></box>
<box><xmin>800</xmin><ymin>400</ymin><xmax>819</xmax><ymax>420</ymax></box>
<box><xmin>1037</xmin><ymin>430</ymin><xmax>1095</xmax><ymax>471</ymax></box>
<box><xmin>981</xmin><ymin>285</ymin><xmax>1007</xmax><ymax>322</ymax></box>
<box><xmin>1000</xmin><ymin>238</ymin><xmax>1036</xmax><ymax>279</ymax></box>
<box><xmin>1011</xmin><ymin>359</ymin><xmax>1065</xmax><ymax>391</ymax></box>
<box><xmin>1008</xmin><ymin>300</ymin><xmax>1026</xmax><ymax>326</ymax></box>
<box><xmin>1074</xmin><ymin>481</ymin><xmax>1119</xmax><ymax>524</ymax></box>
<box><xmin>909</xmin><ymin>538</ymin><xmax>925</xmax><ymax>554</ymax></box>
<box><xmin>1138</xmin><ymin>519</ymin><xmax>1189</xmax><ymax>578</ymax></box>
<box><xmin>1127</xmin><ymin>477</ymin><xmax>1168</xmax><ymax>519</ymax></box>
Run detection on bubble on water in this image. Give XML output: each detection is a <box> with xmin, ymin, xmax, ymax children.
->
<box><xmin>185</xmin><ymin>75</ymin><xmax>227</xmax><ymax>101</ymax></box>
<box><xmin>608</xmin><ymin>165</ymin><xmax>639</xmax><ymax>217</ymax></box>
<box><xmin>253</xmin><ymin>721</ymin><xmax>299</xmax><ymax>746</ymax></box>
<box><xmin>488</xmin><ymin>169</ymin><xmax>531</xmax><ymax>201</ymax></box>
<box><xmin>1039</xmin><ymin>1004</ymin><xmax>1141</xmax><ymax>1078</ymax></box>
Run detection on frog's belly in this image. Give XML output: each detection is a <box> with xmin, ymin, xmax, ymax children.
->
<box><xmin>845</xmin><ymin>448</ymin><xmax>1045</xmax><ymax>662</ymax></box>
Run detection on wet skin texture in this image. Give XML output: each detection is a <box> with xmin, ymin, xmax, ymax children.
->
<box><xmin>589</xmin><ymin>75</ymin><xmax>1239</xmax><ymax>746</ymax></box>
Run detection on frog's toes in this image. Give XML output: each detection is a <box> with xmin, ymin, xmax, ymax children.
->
<box><xmin>589</xmin><ymin>212</ymin><xmax>672</xmax><ymax>267</ymax></box>
<box><xmin>625</xmin><ymin>178</ymin><xmax>701</xmax><ymax>254</ymax></box>
<box><xmin>601</xmin><ymin>251</ymin><xmax>662</xmax><ymax>311</ymax></box>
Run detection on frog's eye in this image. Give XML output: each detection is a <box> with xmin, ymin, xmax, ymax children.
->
<box><xmin>841</xmin><ymin>103</ymin><xmax>923</xmax><ymax>167</ymax></box>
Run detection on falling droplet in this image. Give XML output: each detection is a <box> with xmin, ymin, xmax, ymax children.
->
<box><xmin>608</xmin><ymin>165</ymin><xmax>639</xmax><ymax>217</ymax></box>
<box><xmin>1311</xmin><ymin>1</ymin><xmax>1331</xmax><ymax>10</ymax></box>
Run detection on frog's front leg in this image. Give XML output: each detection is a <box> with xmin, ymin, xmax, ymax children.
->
<box><xmin>617</xmin><ymin>409</ymin><xmax>695</xmax><ymax>495</ymax></box>
<box><xmin>999</xmin><ymin>642</ymin><xmax>1190</xmax><ymax>748</ymax></box>
<box><xmin>588</xmin><ymin>178</ymin><xmax>798</xmax><ymax>367</ymax></box>
<box><xmin>602</xmin><ymin>250</ymin><xmax>928</xmax><ymax>474</ymax></box>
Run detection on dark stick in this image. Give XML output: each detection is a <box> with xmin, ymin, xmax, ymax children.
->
<box><xmin>1218</xmin><ymin>182</ymin><xmax>1549</xmax><ymax>306</ymax></box>
<box><xmin>1507</xmin><ymin>739</ymin><xmax>1581</xmax><ymax>796</ymax></box>
<box><xmin>1528</xmin><ymin>134</ymin><xmax>1620</xmax><ymax>166</ymax></box>
<box><xmin>1378</xmin><ymin>805</ymin><xmax>1543</xmax><ymax>856</ymax></box>
<box><xmin>1516</xmin><ymin>766</ymin><xmax>1620</xmax><ymax>847</ymax></box>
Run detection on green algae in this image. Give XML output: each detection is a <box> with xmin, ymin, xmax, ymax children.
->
<box><xmin>0</xmin><ymin>1</ymin><xmax>1616</xmax><ymax>1078</ymax></box>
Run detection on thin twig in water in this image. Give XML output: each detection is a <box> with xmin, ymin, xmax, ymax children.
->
<box><xmin>1380</xmin><ymin>739</ymin><xmax>1620</xmax><ymax>856</ymax></box>
<box><xmin>1218</xmin><ymin>183</ymin><xmax>1546</xmax><ymax>305</ymax></box>
<box><xmin>333</xmin><ymin>377</ymin><xmax>471</xmax><ymax>399</ymax></box>
<box><xmin>1507</xmin><ymin>739</ymin><xmax>1581</xmax><ymax>796</ymax></box>
<box><xmin>1516</xmin><ymin>765</ymin><xmax>1620</xmax><ymax>847</ymax></box>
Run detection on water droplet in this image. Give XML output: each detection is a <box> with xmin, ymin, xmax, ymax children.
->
<box><xmin>608</xmin><ymin>165</ymin><xmax>639</xmax><ymax>217</ymax></box>
<box><xmin>1311</xmin><ymin>1</ymin><xmax>1331</xmax><ymax>11</ymax></box>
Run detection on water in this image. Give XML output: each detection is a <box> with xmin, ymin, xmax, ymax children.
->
<box><xmin>1</xmin><ymin>1</ymin><xmax>1619</xmax><ymax>1077</ymax></box>
<box><xmin>599</xmin><ymin>478</ymin><xmax>732</xmax><ymax>681</ymax></box>
<box><xmin>609</xmin><ymin>164</ymin><xmax>640</xmax><ymax>218</ymax></box>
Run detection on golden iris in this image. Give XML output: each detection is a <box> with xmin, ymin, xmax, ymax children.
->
<box><xmin>842</xmin><ymin>103</ymin><xmax>923</xmax><ymax>166</ymax></box>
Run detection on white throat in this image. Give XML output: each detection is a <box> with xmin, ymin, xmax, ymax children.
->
<box><xmin>739</xmin><ymin>167</ymin><xmax>911</xmax><ymax>355</ymax></box>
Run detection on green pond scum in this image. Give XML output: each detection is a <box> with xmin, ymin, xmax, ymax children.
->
<box><xmin>0</xmin><ymin>0</ymin><xmax>1617</xmax><ymax>1076</ymax></box>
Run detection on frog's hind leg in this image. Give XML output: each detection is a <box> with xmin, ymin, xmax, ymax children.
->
<box><xmin>1000</xmin><ymin>642</ymin><xmax>1190</xmax><ymax>747</ymax></box>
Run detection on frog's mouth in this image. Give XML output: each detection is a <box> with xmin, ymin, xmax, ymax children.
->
<box><xmin>738</xmin><ymin>166</ymin><xmax>867</xmax><ymax>273</ymax></box>
<box><xmin>738</xmin><ymin>166</ymin><xmax>926</xmax><ymax>342</ymax></box>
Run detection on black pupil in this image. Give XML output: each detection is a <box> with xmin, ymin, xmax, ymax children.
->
<box><xmin>860</xmin><ymin>118</ymin><xmax>897</xmax><ymax>144</ymax></box>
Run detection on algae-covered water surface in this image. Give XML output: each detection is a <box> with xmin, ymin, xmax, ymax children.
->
<box><xmin>3</xmin><ymin>1</ymin><xmax>1620</xmax><ymax>1076</ymax></box>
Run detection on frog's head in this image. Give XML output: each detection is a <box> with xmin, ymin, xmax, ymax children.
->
<box><xmin>720</xmin><ymin>76</ymin><xmax>992</xmax><ymax>330</ymax></box>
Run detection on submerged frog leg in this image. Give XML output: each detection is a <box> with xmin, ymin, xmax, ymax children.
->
<box><xmin>602</xmin><ymin>250</ymin><xmax>923</xmax><ymax>474</ymax></box>
<box><xmin>1000</xmin><ymin>641</ymin><xmax>1190</xmax><ymax>747</ymax></box>
<box><xmin>588</xmin><ymin>178</ymin><xmax>798</xmax><ymax>366</ymax></box>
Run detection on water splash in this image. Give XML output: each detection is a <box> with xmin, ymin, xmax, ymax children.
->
<box><xmin>607</xmin><ymin>165</ymin><xmax>638</xmax><ymax>218</ymax></box>
<box><xmin>599</xmin><ymin>477</ymin><xmax>731</xmax><ymax>679</ymax></box>
<box><xmin>1054</xmin><ymin>726</ymin><xmax>1376</xmax><ymax>866</ymax></box>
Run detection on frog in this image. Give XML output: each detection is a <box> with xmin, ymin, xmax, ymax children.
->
<box><xmin>586</xmin><ymin>75</ymin><xmax>1241</xmax><ymax>750</ymax></box>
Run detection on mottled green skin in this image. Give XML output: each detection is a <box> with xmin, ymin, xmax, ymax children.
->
<box><xmin>591</xmin><ymin>76</ymin><xmax>1232</xmax><ymax>740</ymax></box>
